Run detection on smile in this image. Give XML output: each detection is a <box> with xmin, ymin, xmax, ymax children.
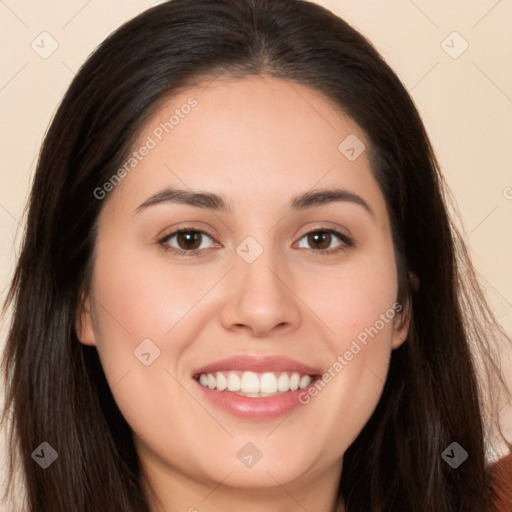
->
<box><xmin>195</xmin><ymin>370</ymin><xmax>314</xmax><ymax>397</ymax></box>
<box><xmin>192</xmin><ymin>355</ymin><xmax>322</xmax><ymax>419</ymax></box>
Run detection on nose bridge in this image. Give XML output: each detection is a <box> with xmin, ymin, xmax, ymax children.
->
<box><xmin>237</xmin><ymin>234</ymin><xmax>282</xmax><ymax>289</ymax></box>
<box><xmin>220</xmin><ymin>233</ymin><xmax>301</xmax><ymax>335</ymax></box>
<box><xmin>236</xmin><ymin>233</ymin><xmax>286</xmax><ymax>300</ymax></box>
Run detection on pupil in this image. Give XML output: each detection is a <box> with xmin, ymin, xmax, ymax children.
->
<box><xmin>310</xmin><ymin>232</ymin><xmax>330</xmax><ymax>249</ymax></box>
<box><xmin>179</xmin><ymin>231</ymin><xmax>200</xmax><ymax>250</ymax></box>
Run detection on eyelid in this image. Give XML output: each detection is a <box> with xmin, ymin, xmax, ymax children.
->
<box><xmin>299</xmin><ymin>225</ymin><xmax>352</xmax><ymax>241</ymax></box>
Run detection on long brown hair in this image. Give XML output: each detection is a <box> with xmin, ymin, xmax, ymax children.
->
<box><xmin>1</xmin><ymin>0</ymin><xmax>511</xmax><ymax>510</ymax></box>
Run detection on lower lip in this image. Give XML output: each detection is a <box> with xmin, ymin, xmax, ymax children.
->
<box><xmin>194</xmin><ymin>379</ymin><xmax>317</xmax><ymax>419</ymax></box>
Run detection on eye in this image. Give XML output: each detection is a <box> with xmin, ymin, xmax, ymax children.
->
<box><xmin>158</xmin><ymin>227</ymin><xmax>353</xmax><ymax>257</ymax></box>
<box><xmin>158</xmin><ymin>228</ymin><xmax>218</xmax><ymax>256</ymax></box>
<box><xmin>295</xmin><ymin>228</ymin><xmax>353</xmax><ymax>255</ymax></box>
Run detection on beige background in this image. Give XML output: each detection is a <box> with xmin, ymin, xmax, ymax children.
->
<box><xmin>1</xmin><ymin>0</ymin><xmax>511</xmax><ymax>506</ymax></box>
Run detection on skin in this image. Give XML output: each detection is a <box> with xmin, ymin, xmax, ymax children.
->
<box><xmin>77</xmin><ymin>75</ymin><xmax>411</xmax><ymax>512</ymax></box>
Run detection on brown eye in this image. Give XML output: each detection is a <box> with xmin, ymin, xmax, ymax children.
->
<box><xmin>176</xmin><ymin>231</ymin><xmax>202</xmax><ymax>250</ymax></box>
<box><xmin>307</xmin><ymin>231</ymin><xmax>332</xmax><ymax>250</ymax></box>
<box><xmin>296</xmin><ymin>228</ymin><xmax>353</xmax><ymax>254</ymax></box>
<box><xmin>160</xmin><ymin>229</ymin><xmax>216</xmax><ymax>255</ymax></box>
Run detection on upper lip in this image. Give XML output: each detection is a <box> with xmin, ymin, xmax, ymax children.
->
<box><xmin>192</xmin><ymin>355</ymin><xmax>321</xmax><ymax>377</ymax></box>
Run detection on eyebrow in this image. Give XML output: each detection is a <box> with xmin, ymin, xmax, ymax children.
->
<box><xmin>134</xmin><ymin>187</ymin><xmax>374</xmax><ymax>218</ymax></box>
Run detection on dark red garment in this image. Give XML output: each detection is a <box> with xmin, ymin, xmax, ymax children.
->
<box><xmin>489</xmin><ymin>452</ymin><xmax>512</xmax><ymax>511</ymax></box>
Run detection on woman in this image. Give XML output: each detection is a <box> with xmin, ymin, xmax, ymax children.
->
<box><xmin>1</xmin><ymin>0</ymin><xmax>511</xmax><ymax>510</ymax></box>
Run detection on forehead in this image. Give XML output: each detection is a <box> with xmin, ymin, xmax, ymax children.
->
<box><xmin>101</xmin><ymin>75</ymin><xmax>389</xmax><ymax>225</ymax></box>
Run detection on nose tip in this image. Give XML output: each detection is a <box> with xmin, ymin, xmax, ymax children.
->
<box><xmin>219</xmin><ymin>248</ymin><xmax>302</xmax><ymax>337</ymax></box>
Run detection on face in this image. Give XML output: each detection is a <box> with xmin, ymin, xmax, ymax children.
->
<box><xmin>77</xmin><ymin>75</ymin><xmax>410</xmax><ymax>505</ymax></box>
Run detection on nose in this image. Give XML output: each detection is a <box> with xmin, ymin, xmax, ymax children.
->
<box><xmin>219</xmin><ymin>240</ymin><xmax>302</xmax><ymax>338</ymax></box>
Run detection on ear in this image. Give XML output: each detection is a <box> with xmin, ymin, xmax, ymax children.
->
<box><xmin>75</xmin><ymin>292</ymin><xmax>96</xmax><ymax>346</ymax></box>
<box><xmin>391</xmin><ymin>271</ymin><xmax>418</xmax><ymax>349</ymax></box>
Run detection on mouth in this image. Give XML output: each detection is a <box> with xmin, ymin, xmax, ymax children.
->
<box><xmin>194</xmin><ymin>370</ymin><xmax>318</xmax><ymax>397</ymax></box>
<box><xmin>191</xmin><ymin>355</ymin><xmax>322</xmax><ymax>419</ymax></box>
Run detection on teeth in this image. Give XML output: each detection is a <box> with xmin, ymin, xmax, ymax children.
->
<box><xmin>207</xmin><ymin>374</ymin><xmax>216</xmax><ymax>389</ymax></box>
<box><xmin>216</xmin><ymin>372</ymin><xmax>227</xmax><ymax>391</ymax></box>
<box><xmin>197</xmin><ymin>370</ymin><xmax>315</xmax><ymax>395</ymax></box>
<box><xmin>227</xmin><ymin>373</ymin><xmax>241</xmax><ymax>392</ymax></box>
<box><xmin>240</xmin><ymin>371</ymin><xmax>260</xmax><ymax>393</ymax></box>
<box><xmin>260</xmin><ymin>372</ymin><xmax>277</xmax><ymax>393</ymax></box>
<box><xmin>290</xmin><ymin>372</ymin><xmax>300</xmax><ymax>390</ymax></box>
<box><xmin>300</xmin><ymin>375</ymin><xmax>312</xmax><ymax>389</ymax></box>
<box><xmin>277</xmin><ymin>373</ymin><xmax>290</xmax><ymax>392</ymax></box>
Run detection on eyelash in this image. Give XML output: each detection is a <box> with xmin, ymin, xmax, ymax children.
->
<box><xmin>157</xmin><ymin>226</ymin><xmax>354</xmax><ymax>257</ymax></box>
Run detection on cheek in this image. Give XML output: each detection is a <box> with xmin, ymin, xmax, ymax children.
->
<box><xmin>87</xmin><ymin>237</ymin><xmax>230</xmax><ymax>421</ymax></box>
<box><xmin>293</xmin><ymin>249</ymin><xmax>399</xmax><ymax>445</ymax></box>
<box><xmin>87</xmin><ymin>243</ymin><xmax>206</xmax><ymax>450</ymax></box>
<box><xmin>299</xmin><ymin>248</ymin><xmax>399</xmax><ymax>353</ymax></box>
<box><xmin>90</xmin><ymin>238</ymin><xmax>220</xmax><ymax>349</ymax></box>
